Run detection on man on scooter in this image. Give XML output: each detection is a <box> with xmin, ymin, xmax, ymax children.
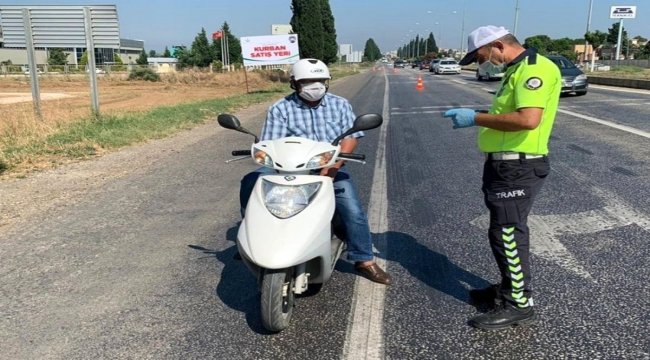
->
<box><xmin>240</xmin><ymin>58</ymin><xmax>391</xmax><ymax>285</ymax></box>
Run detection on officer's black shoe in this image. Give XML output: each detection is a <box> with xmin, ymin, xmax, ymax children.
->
<box><xmin>469</xmin><ymin>284</ymin><xmax>499</xmax><ymax>304</ymax></box>
<box><xmin>468</xmin><ymin>302</ymin><xmax>536</xmax><ymax>330</ymax></box>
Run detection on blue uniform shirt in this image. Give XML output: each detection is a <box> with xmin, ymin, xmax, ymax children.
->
<box><xmin>261</xmin><ymin>92</ymin><xmax>364</xmax><ymax>143</ymax></box>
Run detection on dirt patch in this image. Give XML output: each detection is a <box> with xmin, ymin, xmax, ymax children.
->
<box><xmin>0</xmin><ymin>71</ymin><xmax>282</xmax><ymax>139</ymax></box>
<box><xmin>0</xmin><ymin>92</ymin><xmax>74</xmax><ymax>105</ymax></box>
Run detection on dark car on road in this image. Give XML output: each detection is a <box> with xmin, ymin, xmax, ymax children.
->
<box><xmin>547</xmin><ymin>55</ymin><xmax>588</xmax><ymax>96</ymax></box>
<box><xmin>393</xmin><ymin>59</ymin><xmax>406</xmax><ymax>68</ymax></box>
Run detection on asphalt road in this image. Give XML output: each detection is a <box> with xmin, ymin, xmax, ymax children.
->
<box><xmin>1</xmin><ymin>66</ymin><xmax>649</xmax><ymax>359</ymax></box>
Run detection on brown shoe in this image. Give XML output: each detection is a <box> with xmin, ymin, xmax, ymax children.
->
<box><xmin>355</xmin><ymin>262</ymin><xmax>392</xmax><ymax>285</ymax></box>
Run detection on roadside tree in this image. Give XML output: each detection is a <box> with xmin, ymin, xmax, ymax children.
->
<box><xmin>363</xmin><ymin>38</ymin><xmax>382</xmax><ymax>62</ymax></box>
<box><xmin>320</xmin><ymin>0</ymin><xmax>338</xmax><ymax>64</ymax></box>
<box><xmin>48</xmin><ymin>48</ymin><xmax>68</xmax><ymax>66</ymax></box>
<box><xmin>291</xmin><ymin>0</ymin><xmax>324</xmax><ymax>60</ymax></box>
<box><xmin>136</xmin><ymin>50</ymin><xmax>148</xmax><ymax>65</ymax></box>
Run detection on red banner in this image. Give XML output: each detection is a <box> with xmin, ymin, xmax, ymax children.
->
<box><xmin>212</xmin><ymin>31</ymin><xmax>223</xmax><ymax>40</ymax></box>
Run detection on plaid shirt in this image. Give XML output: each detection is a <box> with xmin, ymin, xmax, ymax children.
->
<box><xmin>261</xmin><ymin>92</ymin><xmax>364</xmax><ymax>142</ymax></box>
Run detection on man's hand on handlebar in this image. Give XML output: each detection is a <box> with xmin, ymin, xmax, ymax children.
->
<box><xmin>320</xmin><ymin>162</ymin><xmax>343</xmax><ymax>178</ymax></box>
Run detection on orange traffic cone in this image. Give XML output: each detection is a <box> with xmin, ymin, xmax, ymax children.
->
<box><xmin>416</xmin><ymin>76</ymin><xmax>424</xmax><ymax>91</ymax></box>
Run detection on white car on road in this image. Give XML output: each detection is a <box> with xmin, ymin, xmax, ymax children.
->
<box><xmin>434</xmin><ymin>59</ymin><xmax>461</xmax><ymax>75</ymax></box>
<box><xmin>476</xmin><ymin>65</ymin><xmax>504</xmax><ymax>81</ymax></box>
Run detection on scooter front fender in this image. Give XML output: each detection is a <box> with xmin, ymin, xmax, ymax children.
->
<box><xmin>238</xmin><ymin>175</ymin><xmax>335</xmax><ymax>270</ymax></box>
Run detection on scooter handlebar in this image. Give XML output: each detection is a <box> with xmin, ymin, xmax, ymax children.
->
<box><xmin>232</xmin><ymin>150</ymin><xmax>252</xmax><ymax>156</ymax></box>
<box><xmin>338</xmin><ymin>153</ymin><xmax>365</xmax><ymax>161</ymax></box>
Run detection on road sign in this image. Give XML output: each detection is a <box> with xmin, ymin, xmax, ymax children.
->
<box><xmin>240</xmin><ymin>34</ymin><xmax>300</xmax><ymax>66</ymax></box>
<box><xmin>610</xmin><ymin>5</ymin><xmax>637</xmax><ymax>19</ymax></box>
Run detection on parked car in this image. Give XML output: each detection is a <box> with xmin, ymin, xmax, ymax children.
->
<box><xmin>23</xmin><ymin>68</ymin><xmax>42</xmax><ymax>75</ymax></box>
<box><xmin>434</xmin><ymin>59</ymin><xmax>461</xmax><ymax>74</ymax></box>
<box><xmin>419</xmin><ymin>61</ymin><xmax>430</xmax><ymax>70</ymax></box>
<box><xmin>429</xmin><ymin>59</ymin><xmax>440</xmax><ymax>72</ymax></box>
<box><xmin>476</xmin><ymin>64</ymin><xmax>504</xmax><ymax>81</ymax></box>
<box><xmin>547</xmin><ymin>55</ymin><xmax>588</xmax><ymax>96</ymax></box>
<box><xmin>411</xmin><ymin>60</ymin><xmax>421</xmax><ymax>69</ymax></box>
<box><xmin>393</xmin><ymin>59</ymin><xmax>406</xmax><ymax>68</ymax></box>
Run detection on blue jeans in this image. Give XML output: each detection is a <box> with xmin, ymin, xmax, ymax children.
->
<box><xmin>240</xmin><ymin>167</ymin><xmax>374</xmax><ymax>262</ymax></box>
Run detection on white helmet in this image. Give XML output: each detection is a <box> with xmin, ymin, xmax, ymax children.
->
<box><xmin>291</xmin><ymin>58</ymin><xmax>331</xmax><ymax>81</ymax></box>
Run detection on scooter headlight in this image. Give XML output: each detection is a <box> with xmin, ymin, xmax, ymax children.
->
<box><xmin>306</xmin><ymin>150</ymin><xmax>336</xmax><ymax>169</ymax></box>
<box><xmin>262</xmin><ymin>180</ymin><xmax>321</xmax><ymax>218</ymax></box>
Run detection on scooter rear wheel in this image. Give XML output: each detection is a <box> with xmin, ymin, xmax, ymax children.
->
<box><xmin>260</xmin><ymin>267</ymin><xmax>295</xmax><ymax>332</ymax></box>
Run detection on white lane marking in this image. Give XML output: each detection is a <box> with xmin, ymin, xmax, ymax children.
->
<box><xmin>482</xmin><ymin>87</ymin><xmax>495</xmax><ymax>93</ymax></box>
<box><xmin>471</xmin><ymin>163</ymin><xmax>650</xmax><ymax>282</ymax></box>
<box><xmin>470</xmin><ymin>215</ymin><xmax>594</xmax><ymax>281</ymax></box>
<box><xmin>589</xmin><ymin>84</ymin><xmax>650</xmax><ymax>95</ymax></box>
<box><xmin>557</xmin><ymin>108</ymin><xmax>650</xmax><ymax>139</ymax></box>
<box><xmin>343</xmin><ymin>68</ymin><xmax>391</xmax><ymax>360</ymax></box>
<box><xmin>452</xmin><ymin>79</ymin><xmax>468</xmax><ymax>85</ymax></box>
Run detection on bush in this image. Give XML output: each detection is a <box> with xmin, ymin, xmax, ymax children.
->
<box><xmin>128</xmin><ymin>67</ymin><xmax>160</xmax><ymax>82</ymax></box>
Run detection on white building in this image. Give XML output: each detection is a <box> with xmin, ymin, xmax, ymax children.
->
<box><xmin>338</xmin><ymin>44</ymin><xmax>354</xmax><ymax>62</ymax></box>
<box><xmin>271</xmin><ymin>24</ymin><xmax>292</xmax><ymax>35</ymax></box>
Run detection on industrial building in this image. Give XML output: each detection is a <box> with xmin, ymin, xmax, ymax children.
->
<box><xmin>0</xmin><ymin>5</ymin><xmax>144</xmax><ymax>66</ymax></box>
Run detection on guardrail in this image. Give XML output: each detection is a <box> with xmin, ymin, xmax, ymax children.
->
<box><xmin>588</xmin><ymin>76</ymin><xmax>650</xmax><ymax>90</ymax></box>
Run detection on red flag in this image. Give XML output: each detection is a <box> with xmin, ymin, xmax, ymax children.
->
<box><xmin>212</xmin><ymin>31</ymin><xmax>223</xmax><ymax>40</ymax></box>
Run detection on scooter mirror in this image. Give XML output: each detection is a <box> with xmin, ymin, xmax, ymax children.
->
<box><xmin>218</xmin><ymin>114</ymin><xmax>242</xmax><ymax>130</ymax></box>
<box><xmin>352</xmin><ymin>113</ymin><xmax>383</xmax><ymax>131</ymax></box>
<box><xmin>331</xmin><ymin>113</ymin><xmax>383</xmax><ymax>146</ymax></box>
<box><xmin>218</xmin><ymin>113</ymin><xmax>260</xmax><ymax>143</ymax></box>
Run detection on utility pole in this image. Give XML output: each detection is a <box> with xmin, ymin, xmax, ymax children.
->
<box><xmin>615</xmin><ymin>19</ymin><xmax>624</xmax><ymax>60</ymax></box>
<box><xmin>513</xmin><ymin>0</ymin><xmax>520</xmax><ymax>37</ymax></box>
<box><xmin>584</xmin><ymin>0</ymin><xmax>594</xmax><ymax>65</ymax></box>
<box><xmin>459</xmin><ymin>1</ymin><xmax>466</xmax><ymax>56</ymax></box>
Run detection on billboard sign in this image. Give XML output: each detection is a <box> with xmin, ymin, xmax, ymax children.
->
<box><xmin>610</xmin><ymin>6</ymin><xmax>637</xmax><ymax>19</ymax></box>
<box><xmin>241</xmin><ymin>34</ymin><xmax>300</xmax><ymax>66</ymax></box>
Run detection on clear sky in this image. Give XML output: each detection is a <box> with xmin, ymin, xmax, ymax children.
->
<box><xmin>4</xmin><ymin>1</ymin><xmax>649</xmax><ymax>53</ymax></box>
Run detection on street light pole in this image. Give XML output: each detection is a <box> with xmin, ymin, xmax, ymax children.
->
<box><xmin>513</xmin><ymin>0</ymin><xmax>520</xmax><ymax>37</ymax></box>
<box><xmin>584</xmin><ymin>0</ymin><xmax>594</xmax><ymax>66</ymax></box>
<box><xmin>459</xmin><ymin>0</ymin><xmax>466</xmax><ymax>56</ymax></box>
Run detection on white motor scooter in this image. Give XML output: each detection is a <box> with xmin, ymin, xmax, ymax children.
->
<box><xmin>218</xmin><ymin>113</ymin><xmax>382</xmax><ymax>332</ymax></box>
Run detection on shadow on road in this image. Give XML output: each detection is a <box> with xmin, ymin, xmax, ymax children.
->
<box><xmin>371</xmin><ymin>231</ymin><xmax>491</xmax><ymax>308</ymax></box>
<box><xmin>193</xmin><ymin>227</ymin><xmax>493</xmax><ymax>334</ymax></box>
<box><xmin>188</xmin><ymin>223</ymin><xmax>276</xmax><ymax>335</ymax></box>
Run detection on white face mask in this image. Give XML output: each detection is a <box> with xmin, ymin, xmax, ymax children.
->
<box><xmin>478</xmin><ymin>46</ymin><xmax>506</xmax><ymax>74</ymax></box>
<box><xmin>299</xmin><ymin>81</ymin><xmax>327</xmax><ymax>102</ymax></box>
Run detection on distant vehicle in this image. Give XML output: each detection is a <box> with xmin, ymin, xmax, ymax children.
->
<box><xmin>434</xmin><ymin>59</ymin><xmax>461</xmax><ymax>74</ymax></box>
<box><xmin>393</xmin><ymin>59</ymin><xmax>406</xmax><ymax>68</ymax></box>
<box><xmin>23</xmin><ymin>68</ymin><xmax>42</xmax><ymax>75</ymax></box>
<box><xmin>429</xmin><ymin>59</ymin><xmax>440</xmax><ymax>72</ymax></box>
<box><xmin>411</xmin><ymin>60</ymin><xmax>421</xmax><ymax>69</ymax></box>
<box><xmin>547</xmin><ymin>54</ymin><xmax>588</xmax><ymax>96</ymax></box>
<box><xmin>476</xmin><ymin>63</ymin><xmax>504</xmax><ymax>81</ymax></box>
<box><xmin>419</xmin><ymin>61</ymin><xmax>430</xmax><ymax>70</ymax></box>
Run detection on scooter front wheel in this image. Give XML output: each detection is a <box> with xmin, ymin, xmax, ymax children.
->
<box><xmin>260</xmin><ymin>267</ymin><xmax>295</xmax><ymax>332</ymax></box>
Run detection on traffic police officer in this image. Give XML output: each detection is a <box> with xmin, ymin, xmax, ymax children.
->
<box><xmin>443</xmin><ymin>25</ymin><xmax>561</xmax><ymax>330</ymax></box>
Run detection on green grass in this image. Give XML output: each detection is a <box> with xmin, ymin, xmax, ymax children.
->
<box><xmin>1</xmin><ymin>86</ymin><xmax>288</xmax><ymax>174</ymax></box>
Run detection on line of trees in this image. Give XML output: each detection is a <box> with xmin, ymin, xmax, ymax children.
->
<box><xmin>397</xmin><ymin>33</ymin><xmax>439</xmax><ymax>60</ymax></box>
<box><xmin>172</xmin><ymin>22</ymin><xmax>243</xmax><ymax>69</ymax></box>
<box><xmin>526</xmin><ymin>21</ymin><xmax>650</xmax><ymax>61</ymax></box>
